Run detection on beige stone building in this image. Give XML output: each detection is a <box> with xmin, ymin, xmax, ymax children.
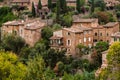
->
<box><xmin>93</xmin><ymin>22</ymin><xmax>119</xmax><ymax>45</ymax></box>
<box><xmin>50</xmin><ymin>25</ymin><xmax>93</xmax><ymax>56</ymax></box>
<box><xmin>72</xmin><ymin>18</ymin><xmax>119</xmax><ymax>45</ymax></box>
<box><xmin>50</xmin><ymin>18</ymin><xmax>119</xmax><ymax>55</ymax></box>
<box><xmin>110</xmin><ymin>32</ymin><xmax>120</xmax><ymax>44</ymax></box>
<box><xmin>2</xmin><ymin>19</ymin><xmax>45</xmax><ymax>46</ymax></box>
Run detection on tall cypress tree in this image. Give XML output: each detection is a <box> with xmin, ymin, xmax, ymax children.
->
<box><xmin>91</xmin><ymin>0</ymin><xmax>95</xmax><ymax>13</ymax></box>
<box><xmin>56</xmin><ymin>0</ymin><xmax>60</xmax><ymax>22</ymax></box>
<box><xmin>76</xmin><ymin>0</ymin><xmax>81</xmax><ymax>13</ymax></box>
<box><xmin>100</xmin><ymin>0</ymin><xmax>105</xmax><ymax>11</ymax></box>
<box><xmin>48</xmin><ymin>0</ymin><xmax>52</xmax><ymax>9</ymax></box>
<box><xmin>38</xmin><ymin>0</ymin><xmax>42</xmax><ymax>9</ymax></box>
<box><xmin>62</xmin><ymin>0</ymin><xmax>67</xmax><ymax>13</ymax></box>
<box><xmin>32</xmin><ymin>2</ymin><xmax>36</xmax><ymax>17</ymax></box>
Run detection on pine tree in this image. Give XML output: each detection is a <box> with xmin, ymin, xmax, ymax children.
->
<box><xmin>91</xmin><ymin>0</ymin><xmax>95</xmax><ymax>13</ymax></box>
<box><xmin>32</xmin><ymin>2</ymin><xmax>36</xmax><ymax>17</ymax></box>
<box><xmin>56</xmin><ymin>0</ymin><xmax>60</xmax><ymax>22</ymax></box>
<box><xmin>76</xmin><ymin>0</ymin><xmax>81</xmax><ymax>13</ymax></box>
<box><xmin>48</xmin><ymin>0</ymin><xmax>52</xmax><ymax>9</ymax></box>
<box><xmin>38</xmin><ymin>0</ymin><xmax>42</xmax><ymax>9</ymax></box>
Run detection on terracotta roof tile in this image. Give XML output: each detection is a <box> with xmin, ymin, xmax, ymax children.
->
<box><xmin>63</xmin><ymin>28</ymin><xmax>83</xmax><ymax>33</ymax></box>
<box><xmin>103</xmin><ymin>22</ymin><xmax>118</xmax><ymax>27</ymax></box>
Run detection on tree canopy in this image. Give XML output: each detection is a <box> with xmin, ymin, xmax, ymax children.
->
<box><xmin>98</xmin><ymin>42</ymin><xmax>120</xmax><ymax>80</ymax></box>
<box><xmin>0</xmin><ymin>51</ymin><xmax>27</xmax><ymax>80</ymax></box>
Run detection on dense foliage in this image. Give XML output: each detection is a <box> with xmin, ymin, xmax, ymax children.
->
<box><xmin>98</xmin><ymin>42</ymin><xmax>120</xmax><ymax>80</ymax></box>
<box><xmin>0</xmin><ymin>7</ymin><xmax>17</xmax><ymax>26</ymax></box>
<box><xmin>0</xmin><ymin>51</ymin><xmax>27</xmax><ymax>80</ymax></box>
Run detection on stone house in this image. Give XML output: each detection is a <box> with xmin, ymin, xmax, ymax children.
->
<box><xmin>50</xmin><ymin>18</ymin><xmax>119</xmax><ymax>55</ymax></box>
<box><xmin>110</xmin><ymin>32</ymin><xmax>120</xmax><ymax>44</ymax></box>
<box><xmin>72</xmin><ymin>18</ymin><xmax>119</xmax><ymax>45</ymax></box>
<box><xmin>93</xmin><ymin>22</ymin><xmax>119</xmax><ymax>45</ymax></box>
<box><xmin>2</xmin><ymin>19</ymin><xmax>45</xmax><ymax>46</ymax></box>
<box><xmin>50</xmin><ymin>25</ymin><xmax>93</xmax><ymax>56</ymax></box>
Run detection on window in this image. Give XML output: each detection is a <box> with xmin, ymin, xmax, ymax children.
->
<box><xmin>114</xmin><ymin>38</ymin><xmax>117</xmax><ymax>41</ymax></box>
<box><xmin>67</xmin><ymin>32</ymin><xmax>70</xmax><ymax>35</ymax></box>
<box><xmin>88</xmin><ymin>37</ymin><xmax>91</xmax><ymax>42</ymax></box>
<box><xmin>100</xmin><ymin>39</ymin><xmax>103</xmax><ymax>41</ymax></box>
<box><xmin>95</xmin><ymin>33</ymin><xmax>97</xmax><ymax>36</ymax></box>
<box><xmin>93</xmin><ymin>39</ymin><xmax>97</xmax><ymax>42</ymax></box>
<box><xmin>107</xmin><ymin>33</ymin><xmax>109</xmax><ymax>36</ymax></box>
<box><xmin>107</xmin><ymin>40</ymin><xmax>109</xmax><ymax>42</ymax></box>
<box><xmin>84</xmin><ymin>38</ymin><xmax>86</xmax><ymax>42</ymax></box>
<box><xmin>45</xmin><ymin>12</ymin><xmax>48</xmax><ymax>15</ymax></box>
<box><xmin>67</xmin><ymin>40</ymin><xmax>71</xmax><ymax>46</ymax></box>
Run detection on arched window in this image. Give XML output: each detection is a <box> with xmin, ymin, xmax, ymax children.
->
<box><xmin>95</xmin><ymin>33</ymin><xmax>97</xmax><ymax>36</ymax></box>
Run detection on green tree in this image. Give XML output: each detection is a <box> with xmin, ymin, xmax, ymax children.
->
<box><xmin>0</xmin><ymin>7</ymin><xmax>17</xmax><ymax>26</ymax></box>
<box><xmin>56</xmin><ymin>0</ymin><xmax>60</xmax><ymax>22</ymax></box>
<box><xmin>91</xmin><ymin>0</ymin><xmax>95</xmax><ymax>13</ymax></box>
<box><xmin>0</xmin><ymin>51</ymin><xmax>27</xmax><ymax>80</ymax></box>
<box><xmin>76</xmin><ymin>0</ymin><xmax>81</xmax><ymax>13</ymax></box>
<box><xmin>48</xmin><ymin>0</ymin><xmax>52</xmax><ymax>9</ymax></box>
<box><xmin>42</xmin><ymin>49</ymin><xmax>66</xmax><ymax>68</ymax></box>
<box><xmin>91</xmin><ymin>11</ymin><xmax>115</xmax><ymax>24</ymax></box>
<box><xmin>76</xmin><ymin>44</ymin><xmax>89</xmax><ymax>57</ymax></box>
<box><xmin>2</xmin><ymin>34</ymin><xmax>26</xmax><ymax>55</ymax></box>
<box><xmin>38</xmin><ymin>0</ymin><xmax>42</xmax><ymax>9</ymax></box>
<box><xmin>41</xmin><ymin>27</ymin><xmax>53</xmax><ymax>49</ymax></box>
<box><xmin>44</xmin><ymin>67</ymin><xmax>57</xmax><ymax>80</ymax></box>
<box><xmin>61</xmin><ymin>13</ymin><xmax>72</xmax><ymax>27</ymax></box>
<box><xmin>62</xmin><ymin>0</ymin><xmax>67</xmax><ymax>13</ymax></box>
<box><xmin>98</xmin><ymin>42</ymin><xmax>120</xmax><ymax>80</ymax></box>
<box><xmin>95</xmin><ymin>41</ymin><xmax>109</xmax><ymax>53</ymax></box>
<box><xmin>25</xmin><ymin>54</ymin><xmax>45</xmax><ymax>80</ymax></box>
<box><xmin>32</xmin><ymin>2</ymin><xmax>36</xmax><ymax>17</ymax></box>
